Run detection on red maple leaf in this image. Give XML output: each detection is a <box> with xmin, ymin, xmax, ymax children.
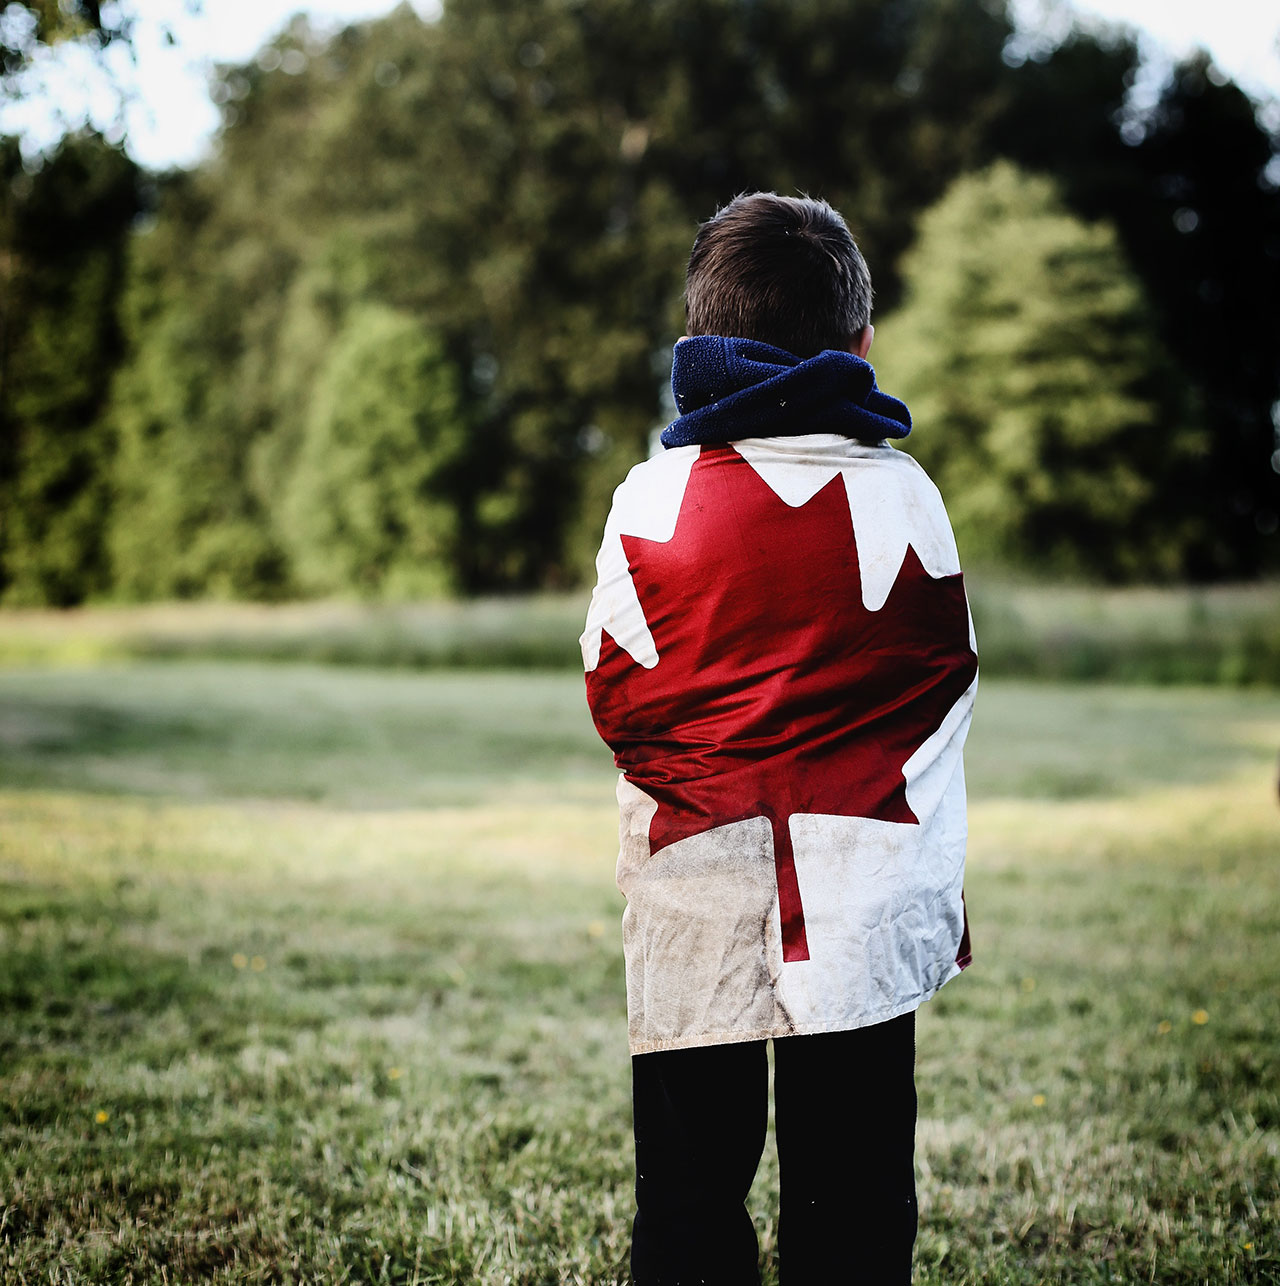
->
<box><xmin>587</xmin><ymin>444</ymin><xmax>977</xmax><ymax>963</ymax></box>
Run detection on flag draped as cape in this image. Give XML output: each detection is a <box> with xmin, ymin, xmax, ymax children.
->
<box><xmin>582</xmin><ymin>340</ymin><xmax>977</xmax><ymax>1053</ymax></box>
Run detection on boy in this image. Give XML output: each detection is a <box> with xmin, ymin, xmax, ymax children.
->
<box><xmin>580</xmin><ymin>193</ymin><xmax>978</xmax><ymax>1284</ymax></box>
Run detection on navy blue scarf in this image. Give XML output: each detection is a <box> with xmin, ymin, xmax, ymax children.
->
<box><xmin>661</xmin><ymin>336</ymin><xmax>911</xmax><ymax>449</ymax></box>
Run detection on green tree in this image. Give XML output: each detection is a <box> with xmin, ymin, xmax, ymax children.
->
<box><xmin>104</xmin><ymin>0</ymin><xmax>1021</xmax><ymax>598</ymax></box>
<box><xmin>990</xmin><ymin>37</ymin><xmax>1280</xmax><ymax>575</ymax></box>
<box><xmin>877</xmin><ymin>160</ymin><xmax>1207</xmax><ymax>580</ymax></box>
<box><xmin>107</xmin><ymin>170</ymin><xmax>289</xmax><ymax>599</ymax></box>
<box><xmin>0</xmin><ymin>132</ymin><xmax>137</xmax><ymax>604</ymax></box>
<box><xmin>1113</xmin><ymin>57</ymin><xmax>1280</xmax><ymax>575</ymax></box>
<box><xmin>107</xmin><ymin>11</ymin><xmax>466</xmax><ymax>599</ymax></box>
<box><xmin>411</xmin><ymin>0</ymin><xmax>1018</xmax><ymax>582</ymax></box>
<box><xmin>280</xmin><ymin>305</ymin><xmax>466</xmax><ymax>597</ymax></box>
<box><xmin>14</xmin><ymin>3</ymin><xmax>1277</xmax><ymax>599</ymax></box>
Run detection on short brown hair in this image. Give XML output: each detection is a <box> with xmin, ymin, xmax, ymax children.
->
<box><xmin>684</xmin><ymin>192</ymin><xmax>872</xmax><ymax>358</ymax></box>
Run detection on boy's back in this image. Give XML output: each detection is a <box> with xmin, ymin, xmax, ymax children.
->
<box><xmin>580</xmin><ymin>193</ymin><xmax>977</xmax><ymax>1285</ymax></box>
<box><xmin>583</xmin><ymin>424</ymin><xmax>976</xmax><ymax>1054</ymax></box>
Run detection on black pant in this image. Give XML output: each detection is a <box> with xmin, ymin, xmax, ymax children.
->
<box><xmin>630</xmin><ymin>1012</ymin><xmax>917</xmax><ymax>1285</ymax></box>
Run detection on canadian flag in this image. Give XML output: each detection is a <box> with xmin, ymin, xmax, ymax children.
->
<box><xmin>582</xmin><ymin>436</ymin><xmax>978</xmax><ymax>1054</ymax></box>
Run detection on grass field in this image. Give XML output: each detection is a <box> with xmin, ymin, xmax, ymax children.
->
<box><xmin>1</xmin><ymin>579</ymin><xmax>1278</xmax><ymax>683</ymax></box>
<box><xmin>1</xmin><ymin>662</ymin><xmax>1278</xmax><ymax>1283</ymax></box>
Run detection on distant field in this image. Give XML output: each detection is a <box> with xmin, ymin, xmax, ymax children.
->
<box><xmin>1</xmin><ymin>664</ymin><xmax>1278</xmax><ymax>1283</ymax></box>
<box><xmin>1</xmin><ymin>578</ymin><xmax>1278</xmax><ymax>683</ymax></box>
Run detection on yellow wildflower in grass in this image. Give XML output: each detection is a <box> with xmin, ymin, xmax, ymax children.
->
<box><xmin>388</xmin><ymin>1067</ymin><xmax>403</xmax><ymax>1080</ymax></box>
<box><xmin>587</xmin><ymin>920</ymin><xmax>605</xmax><ymax>939</ymax></box>
<box><xmin>250</xmin><ymin>956</ymin><xmax>266</xmax><ymax>972</ymax></box>
<box><xmin>1031</xmin><ymin>1094</ymin><xmax>1046</xmax><ymax>1107</ymax></box>
<box><xmin>231</xmin><ymin>953</ymin><xmax>248</xmax><ymax>969</ymax></box>
<box><xmin>1020</xmin><ymin>977</ymin><xmax>1036</xmax><ymax>993</ymax></box>
<box><xmin>94</xmin><ymin>1110</ymin><xmax>109</xmax><ymax>1124</ymax></box>
<box><xmin>1244</xmin><ymin>1243</ymin><xmax>1254</xmax><ymax>1252</ymax></box>
<box><xmin>1192</xmin><ymin>1009</ymin><xmax>1209</xmax><ymax>1025</ymax></box>
<box><xmin>1157</xmin><ymin>1020</ymin><xmax>1173</xmax><ymax>1035</ymax></box>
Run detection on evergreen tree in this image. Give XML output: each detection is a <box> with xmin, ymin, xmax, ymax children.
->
<box><xmin>878</xmin><ymin>161</ymin><xmax>1207</xmax><ymax>580</ymax></box>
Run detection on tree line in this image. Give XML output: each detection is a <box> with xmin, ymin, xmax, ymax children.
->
<box><xmin>2</xmin><ymin>0</ymin><xmax>1278</xmax><ymax>604</ymax></box>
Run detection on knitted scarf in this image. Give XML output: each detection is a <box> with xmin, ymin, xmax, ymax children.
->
<box><xmin>661</xmin><ymin>335</ymin><xmax>912</xmax><ymax>449</ymax></box>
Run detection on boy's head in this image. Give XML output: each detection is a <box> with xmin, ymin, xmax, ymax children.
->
<box><xmin>684</xmin><ymin>192</ymin><xmax>872</xmax><ymax>359</ymax></box>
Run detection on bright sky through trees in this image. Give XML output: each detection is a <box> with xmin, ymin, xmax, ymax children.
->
<box><xmin>1068</xmin><ymin>0</ymin><xmax>1279</xmax><ymax>103</ymax></box>
<box><xmin>0</xmin><ymin>0</ymin><xmax>1276</xmax><ymax>169</ymax></box>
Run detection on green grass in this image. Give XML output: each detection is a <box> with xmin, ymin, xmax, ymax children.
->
<box><xmin>1</xmin><ymin>578</ymin><xmax>1278</xmax><ymax>683</ymax></box>
<box><xmin>1</xmin><ymin>663</ymin><xmax>1278</xmax><ymax>1283</ymax></box>
<box><xmin>967</xmin><ymin>578</ymin><xmax>1280</xmax><ymax>685</ymax></box>
<box><xmin>0</xmin><ymin>599</ymin><xmax>593</xmax><ymax>671</ymax></box>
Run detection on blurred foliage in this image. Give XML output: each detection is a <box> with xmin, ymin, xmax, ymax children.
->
<box><xmin>106</xmin><ymin>163</ymin><xmax>287</xmax><ymax>600</ymax></box>
<box><xmin>881</xmin><ymin>161</ymin><xmax>1208</xmax><ymax>580</ymax></box>
<box><xmin>1</xmin><ymin>0</ymin><xmax>1278</xmax><ymax>603</ymax></box>
<box><xmin>98</xmin><ymin>0</ymin><xmax>1019</xmax><ymax>597</ymax></box>
<box><xmin>0</xmin><ymin>132</ymin><xmax>137</xmax><ymax>604</ymax></box>
<box><xmin>989</xmin><ymin>40</ymin><xmax>1280</xmax><ymax>578</ymax></box>
<box><xmin>281</xmin><ymin>304</ymin><xmax>466</xmax><ymax>597</ymax></box>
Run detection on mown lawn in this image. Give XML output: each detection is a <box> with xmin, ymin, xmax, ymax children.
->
<box><xmin>1</xmin><ymin>664</ymin><xmax>1277</xmax><ymax>1284</ymax></box>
